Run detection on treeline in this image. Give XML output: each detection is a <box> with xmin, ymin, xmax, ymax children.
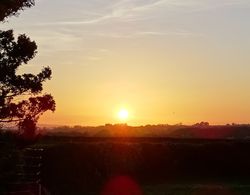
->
<box><xmin>40</xmin><ymin>123</ymin><xmax>250</xmax><ymax>139</ymax></box>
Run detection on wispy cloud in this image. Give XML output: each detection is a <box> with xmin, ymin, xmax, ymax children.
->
<box><xmin>94</xmin><ymin>30</ymin><xmax>204</xmax><ymax>39</ymax></box>
<box><xmin>33</xmin><ymin>0</ymin><xmax>250</xmax><ymax>27</ymax></box>
<box><xmin>35</xmin><ymin>0</ymin><xmax>168</xmax><ymax>26</ymax></box>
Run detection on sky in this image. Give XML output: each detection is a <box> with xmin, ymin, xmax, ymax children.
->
<box><xmin>2</xmin><ymin>0</ymin><xmax>250</xmax><ymax>126</ymax></box>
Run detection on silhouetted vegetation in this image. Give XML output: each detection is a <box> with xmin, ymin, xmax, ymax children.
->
<box><xmin>36</xmin><ymin>133</ymin><xmax>250</xmax><ymax>194</ymax></box>
<box><xmin>0</xmin><ymin>0</ymin><xmax>55</xmax><ymax>140</ymax></box>
<box><xmin>0</xmin><ymin>0</ymin><xmax>34</xmax><ymax>21</ymax></box>
<box><xmin>2</xmin><ymin>125</ymin><xmax>250</xmax><ymax>194</ymax></box>
<box><xmin>44</xmin><ymin>123</ymin><xmax>250</xmax><ymax>139</ymax></box>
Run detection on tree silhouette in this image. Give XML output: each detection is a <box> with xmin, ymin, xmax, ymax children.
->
<box><xmin>0</xmin><ymin>1</ymin><xmax>55</xmax><ymax>139</ymax></box>
<box><xmin>0</xmin><ymin>0</ymin><xmax>34</xmax><ymax>21</ymax></box>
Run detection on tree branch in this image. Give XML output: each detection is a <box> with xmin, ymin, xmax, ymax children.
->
<box><xmin>0</xmin><ymin>119</ymin><xmax>22</xmax><ymax>123</ymax></box>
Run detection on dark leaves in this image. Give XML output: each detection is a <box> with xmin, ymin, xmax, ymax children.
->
<box><xmin>0</xmin><ymin>30</ymin><xmax>55</xmax><ymax>138</ymax></box>
<box><xmin>0</xmin><ymin>1</ymin><xmax>55</xmax><ymax>139</ymax></box>
<box><xmin>0</xmin><ymin>0</ymin><xmax>35</xmax><ymax>21</ymax></box>
<box><xmin>0</xmin><ymin>94</ymin><xmax>56</xmax><ymax>136</ymax></box>
<box><xmin>13</xmin><ymin>34</ymin><xmax>37</xmax><ymax>64</ymax></box>
<box><xmin>0</xmin><ymin>30</ymin><xmax>37</xmax><ymax>82</ymax></box>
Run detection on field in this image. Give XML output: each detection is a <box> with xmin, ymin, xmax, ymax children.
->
<box><xmin>2</xmin><ymin>134</ymin><xmax>250</xmax><ymax>194</ymax></box>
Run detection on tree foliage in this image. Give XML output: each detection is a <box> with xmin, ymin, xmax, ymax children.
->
<box><xmin>0</xmin><ymin>1</ymin><xmax>55</xmax><ymax>139</ymax></box>
<box><xmin>0</xmin><ymin>0</ymin><xmax>34</xmax><ymax>21</ymax></box>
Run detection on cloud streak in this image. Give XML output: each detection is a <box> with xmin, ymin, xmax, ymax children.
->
<box><xmin>35</xmin><ymin>0</ymin><xmax>250</xmax><ymax>27</ymax></box>
<box><xmin>94</xmin><ymin>30</ymin><xmax>204</xmax><ymax>39</ymax></box>
<box><xmin>35</xmin><ymin>0</ymin><xmax>169</xmax><ymax>26</ymax></box>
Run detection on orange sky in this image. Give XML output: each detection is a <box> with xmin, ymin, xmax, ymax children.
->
<box><xmin>2</xmin><ymin>0</ymin><xmax>250</xmax><ymax>126</ymax></box>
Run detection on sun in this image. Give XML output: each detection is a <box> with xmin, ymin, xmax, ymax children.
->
<box><xmin>118</xmin><ymin>109</ymin><xmax>129</xmax><ymax>121</ymax></box>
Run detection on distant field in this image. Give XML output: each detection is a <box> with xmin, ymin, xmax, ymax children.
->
<box><xmin>38</xmin><ymin>136</ymin><xmax>250</xmax><ymax>194</ymax></box>
<box><xmin>2</xmin><ymin>135</ymin><xmax>250</xmax><ymax>194</ymax></box>
<box><xmin>143</xmin><ymin>183</ymin><xmax>250</xmax><ymax>195</ymax></box>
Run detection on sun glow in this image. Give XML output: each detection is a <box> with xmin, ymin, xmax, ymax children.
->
<box><xmin>118</xmin><ymin>109</ymin><xmax>129</xmax><ymax>121</ymax></box>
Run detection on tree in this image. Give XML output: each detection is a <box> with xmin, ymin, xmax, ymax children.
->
<box><xmin>0</xmin><ymin>1</ymin><xmax>55</xmax><ymax>139</ymax></box>
<box><xmin>0</xmin><ymin>0</ymin><xmax>34</xmax><ymax>21</ymax></box>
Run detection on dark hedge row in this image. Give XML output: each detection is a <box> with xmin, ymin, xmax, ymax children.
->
<box><xmin>41</xmin><ymin>139</ymin><xmax>250</xmax><ymax>194</ymax></box>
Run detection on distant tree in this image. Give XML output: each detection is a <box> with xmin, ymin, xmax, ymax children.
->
<box><xmin>0</xmin><ymin>1</ymin><xmax>55</xmax><ymax>139</ymax></box>
<box><xmin>193</xmin><ymin>121</ymin><xmax>209</xmax><ymax>127</ymax></box>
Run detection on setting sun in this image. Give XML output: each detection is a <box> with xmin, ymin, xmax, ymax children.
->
<box><xmin>118</xmin><ymin>109</ymin><xmax>129</xmax><ymax>121</ymax></box>
<box><xmin>2</xmin><ymin>1</ymin><xmax>250</xmax><ymax>194</ymax></box>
